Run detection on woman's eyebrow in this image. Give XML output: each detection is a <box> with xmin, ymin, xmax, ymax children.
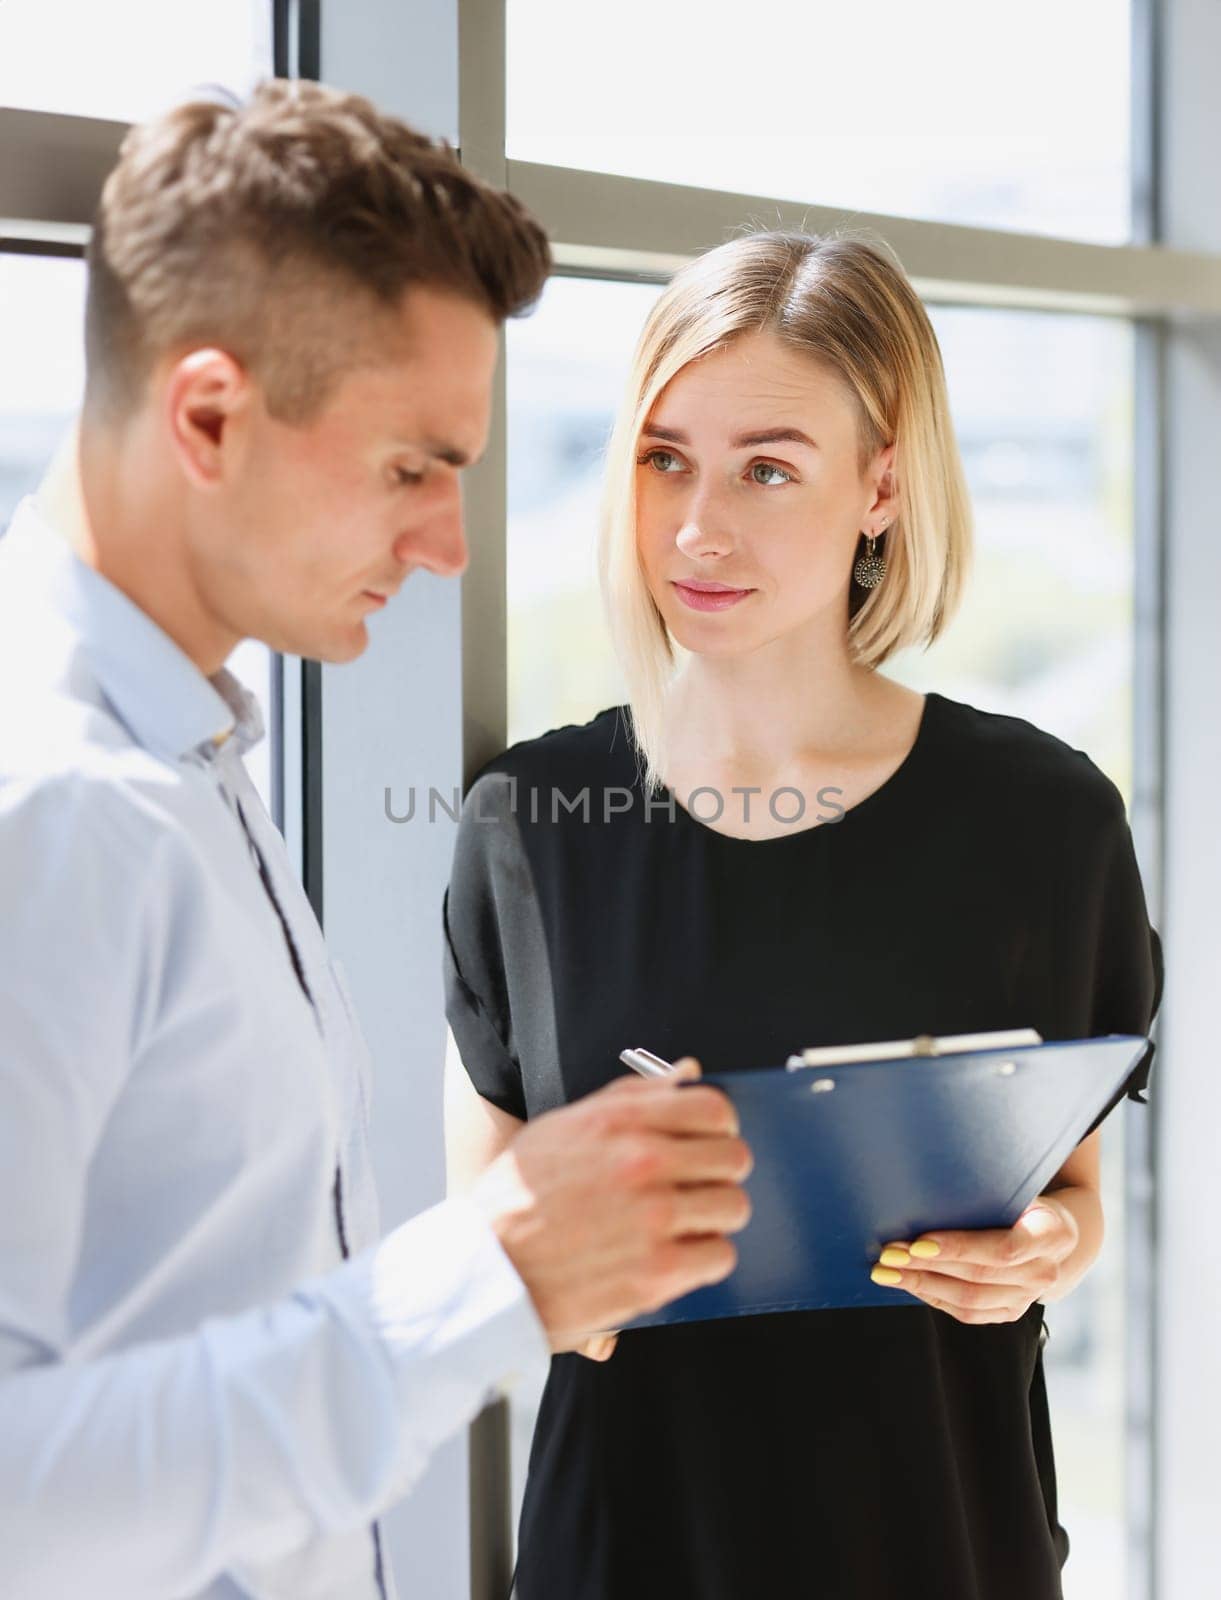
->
<box><xmin>640</xmin><ymin>423</ymin><xmax>817</xmax><ymax>451</ymax></box>
<box><xmin>732</xmin><ymin>427</ymin><xmax>818</xmax><ymax>450</ymax></box>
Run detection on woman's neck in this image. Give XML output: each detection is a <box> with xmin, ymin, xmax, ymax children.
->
<box><xmin>663</xmin><ymin>639</ymin><xmax>890</xmax><ymax>777</ymax></box>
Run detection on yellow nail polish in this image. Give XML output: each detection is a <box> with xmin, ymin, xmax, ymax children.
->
<box><xmin>871</xmin><ymin>1266</ymin><xmax>903</xmax><ymax>1286</ymax></box>
<box><xmin>910</xmin><ymin>1239</ymin><xmax>941</xmax><ymax>1259</ymax></box>
<box><xmin>879</xmin><ymin>1247</ymin><xmax>910</xmax><ymax>1268</ymax></box>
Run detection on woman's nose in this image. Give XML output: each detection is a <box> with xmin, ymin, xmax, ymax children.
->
<box><xmin>674</xmin><ymin>496</ymin><xmax>735</xmax><ymax>561</ymax></box>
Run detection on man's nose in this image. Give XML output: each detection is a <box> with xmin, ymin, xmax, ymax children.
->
<box><xmin>397</xmin><ymin>477</ymin><xmax>468</xmax><ymax>578</ymax></box>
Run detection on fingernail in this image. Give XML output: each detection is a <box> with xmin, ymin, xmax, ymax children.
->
<box><xmin>910</xmin><ymin>1239</ymin><xmax>941</xmax><ymax>1259</ymax></box>
<box><xmin>879</xmin><ymin>1247</ymin><xmax>910</xmax><ymax>1268</ymax></box>
<box><xmin>871</xmin><ymin>1266</ymin><xmax>904</xmax><ymax>1286</ymax></box>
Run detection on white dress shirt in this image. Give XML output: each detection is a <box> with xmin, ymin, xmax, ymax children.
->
<box><xmin>0</xmin><ymin>497</ymin><xmax>547</xmax><ymax>1599</ymax></box>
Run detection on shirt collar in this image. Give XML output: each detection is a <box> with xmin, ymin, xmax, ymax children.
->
<box><xmin>4</xmin><ymin>497</ymin><xmax>265</xmax><ymax>763</ymax></box>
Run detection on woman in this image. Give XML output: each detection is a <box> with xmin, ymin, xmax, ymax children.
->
<box><xmin>442</xmin><ymin>232</ymin><xmax>1163</xmax><ymax>1599</ymax></box>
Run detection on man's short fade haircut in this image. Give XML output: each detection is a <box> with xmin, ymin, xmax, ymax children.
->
<box><xmin>84</xmin><ymin>78</ymin><xmax>552</xmax><ymax>424</ymax></box>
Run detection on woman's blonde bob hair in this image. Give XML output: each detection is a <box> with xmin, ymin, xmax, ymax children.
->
<box><xmin>598</xmin><ymin>229</ymin><xmax>973</xmax><ymax>793</ymax></box>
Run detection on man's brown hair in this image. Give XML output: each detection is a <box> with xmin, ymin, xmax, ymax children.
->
<box><xmin>84</xmin><ymin>78</ymin><xmax>552</xmax><ymax>423</ymax></box>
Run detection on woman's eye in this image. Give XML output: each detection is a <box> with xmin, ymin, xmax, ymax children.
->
<box><xmin>750</xmin><ymin>461</ymin><xmax>793</xmax><ymax>486</ymax></box>
<box><xmin>639</xmin><ymin>449</ymin><xmax>684</xmax><ymax>474</ymax></box>
<box><xmin>392</xmin><ymin>466</ymin><xmax>425</xmax><ymax>487</ymax></box>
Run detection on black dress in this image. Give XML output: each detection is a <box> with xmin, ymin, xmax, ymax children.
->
<box><xmin>442</xmin><ymin>692</ymin><xmax>1164</xmax><ymax>1600</ymax></box>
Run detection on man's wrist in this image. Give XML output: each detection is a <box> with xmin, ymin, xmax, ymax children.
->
<box><xmin>369</xmin><ymin>1195</ymin><xmax>550</xmax><ymax>1398</ymax></box>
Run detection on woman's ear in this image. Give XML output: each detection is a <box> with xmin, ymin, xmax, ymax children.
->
<box><xmin>866</xmin><ymin>442</ymin><xmax>898</xmax><ymax>524</ymax></box>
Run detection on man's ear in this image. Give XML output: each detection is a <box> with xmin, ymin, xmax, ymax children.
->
<box><xmin>162</xmin><ymin>348</ymin><xmax>253</xmax><ymax>491</ymax></box>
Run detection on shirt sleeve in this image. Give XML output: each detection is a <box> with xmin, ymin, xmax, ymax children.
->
<box><xmin>442</xmin><ymin>769</ymin><xmax>530</xmax><ymax>1119</ymax></box>
<box><xmin>1</xmin><ymin>1199</ymin><xmax>547</xmax><ymax>1597</ymax></box>
<box><xmin>1079</xmin><ymin>790</ymin><xmax>1165</xmax><ymax>1138</ymax></box>
<box><xmin>0</xmin><ymin>775</ymin><xmax>547</xmax><ymax>1597</ymax></box>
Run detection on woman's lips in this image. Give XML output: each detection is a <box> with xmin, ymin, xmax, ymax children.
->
<box><xmin>672</xmin><ymin>580</ymin><xmax>754</xmax><ymax>613</ymax></box>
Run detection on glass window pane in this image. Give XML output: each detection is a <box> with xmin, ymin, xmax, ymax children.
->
<box><xmin>890</xmin><ymin>307</ymin><xmax>1135</xmax><ymax>803</ymax></box>
<box><xmin>0</xmin><ymin>252</ymin><xmax>277</xmax><ymax>815</ymax></box>
<box><xmin>0</xmin><ymin>255</ymin><xmax>86</xmax><ymax>525</ymax></box>
<box><xmin>507</xmin><ymin>276</ymin><xmax>1137</xmax><ymax>1580</ymax></box>
<box><xmin>508</xmin><ymin>0</ymin><xmax>1132</xmax><ymax>244</ymax></box>
<box><xmin>0</xmin><ymin>0</ymin><xmax>271</xmax><ymax>122</ymax></box>
<box><xmin>507</xmin><ymin>277</ymin><xmax>656</xmax><ymax>744</ymax></box>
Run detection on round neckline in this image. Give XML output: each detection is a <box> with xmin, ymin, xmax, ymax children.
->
<box><xmin>649</xmin><ymin>690</ymin><xmax>941</xmax><ymax>850</ymax></box>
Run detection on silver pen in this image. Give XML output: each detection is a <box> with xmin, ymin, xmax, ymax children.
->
<box><xmin>619</xmin><ymin>1047</ymin><xmax>677</xmax><ymax>1079</ymax></box>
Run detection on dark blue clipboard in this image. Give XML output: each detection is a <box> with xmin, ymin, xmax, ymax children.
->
<box><xmin>628</xmin><ymin>1033</ymin><xmax>1149</xmax><ymax>1329</ymax></box>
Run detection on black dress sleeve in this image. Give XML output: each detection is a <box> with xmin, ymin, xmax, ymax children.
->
<box><xmin>441</xmin><ymin>769</ymin><xmax>529</xmax><ymax>1120</ymax></box>
<box><xmin>1080</xmin><ymin>796</ymin><xmax>1165</xmax><ymax>1138</ymax></box>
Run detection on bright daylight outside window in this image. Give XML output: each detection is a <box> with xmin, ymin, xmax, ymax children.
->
<box><xmin>0</xmin><ymin>0</ymin><xmax>270</xmax><ymax>122</ymax></box>
<box><xmin>508</xmin><ymin>0</ymin><xmax>1132</xmax><ymax>244</ymax></box>
<box><xmin>0</xmin><ymin>0</ymin><xmax>276</xmax><ymax>811</ymax></box>
<box><xmin>507</xmin><ymin>274</ymin><xmax>1137</xmax><ymax>1593</ymax></box>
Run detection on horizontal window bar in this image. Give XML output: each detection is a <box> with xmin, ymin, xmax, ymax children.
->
<box><xmin>7</xmin><ymin>105</ymin><xmax>1218</xmax><ymax>318</ymax></box>
<box><xmin>0</xmin><ymin>107</ymin><xmax>125</xmax><ymax>227</ymax></box>
<box><xmin>0</xmin><ymin>218</ymin><xmax>89</xmax><ymax>256</ymax></box>
<box><xmin>509</xmin><ymin>160</ymin><xmax>1221</xmax><ymax>318</ymax></box>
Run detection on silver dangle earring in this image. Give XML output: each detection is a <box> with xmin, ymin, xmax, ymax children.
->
<box><xmin>853</xmin><ymin>520</ymin><xmax>889</xmax><ymax>590</ymax></box>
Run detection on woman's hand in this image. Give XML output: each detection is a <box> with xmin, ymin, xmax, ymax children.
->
<box><xmin>869</xmin><ymin>1195</ymin><xmax>1081</xmax><ymax>1325</ymax></box>
<box><xmin>575</xmin><ymin>1332</ymin><xmax>620</xmax><ymax>1361</ymax></box>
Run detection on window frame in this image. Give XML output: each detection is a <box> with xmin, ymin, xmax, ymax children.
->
<box><xmin>458</xmin><ymin>4</ymin><xmax>1169</xmax><ymax>1598</ymax></box>
<box><xmin>0</xmin><ymin>1</ymin><xmax>1196</xmax><ymax>1594</ymax></box>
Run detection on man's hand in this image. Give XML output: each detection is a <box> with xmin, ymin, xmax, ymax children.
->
<box><xmin>868</xmin><ymin>1195</ymin><xmax>1081</xmax><ymax>1324</ymax></box>
<box><xmin>471</xmin><ymin>1058</ymin><xmax>752</xmax><ymax>1351</ymax></box>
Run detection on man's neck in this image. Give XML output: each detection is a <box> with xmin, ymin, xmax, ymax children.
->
<box><xmin>36</xmin><ymin>423</ymin><xmax>93</xmax><ymax>555</ymax></box>
<box><xmin>42</xmin><ymin>420</ymin><xmax>238</xmax><ymax>677</ymax></box>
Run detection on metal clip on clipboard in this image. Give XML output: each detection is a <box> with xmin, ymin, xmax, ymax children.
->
<box><xmin>783</xmin><ymin>1027</ymin><xmax>1044</xmax><ymax>1072</ymax></box>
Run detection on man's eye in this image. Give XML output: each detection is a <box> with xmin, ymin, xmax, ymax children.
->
<box><xmin>637</xmin><ymin>448</ymin><xmax>684</xmax><ymax>474</ymax></box>
<box><xmin>393</xmin><ymin>466</ymin><xmax>425</xmax><ymax>487</ymax></box>
<box><xmin>750</xmin><ymin>462</ymin><xmax>793</xmax><ymax>486</ymax></box>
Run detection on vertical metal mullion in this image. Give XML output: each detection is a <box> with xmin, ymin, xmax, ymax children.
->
<box><xmin>1128</xmin><ymin>316</ymin><xmax>1166</xmax><ymax>1600</ymax></box>
<box><xmin>300</xmin><ymin>658</ymin><xmax>325</xmax><ymax>925</ymax></box>
<box><xmin>1131</xmin><ymin>0</ymin><xmax>1162</xmax><ymax>249</ymax></box>
<box><xmin>1128</xmin><ymin>3</ymin><xmax>1165</xmax><ymax>1597</ymax></box>
<box><xmin>458</xmin><ymin>3</ymin><xmax>514</xmax><ymax>1597</ymax></box>
<box><xmin>458</xmin><ymin>0</ymin><xmax>510</xmax><ymax>782</ymax></box>
<box><xmin>291</xmin><ymin>0</ymin><xmax>324</xmax><ymax>925</ymax></box>
<box><xmin>261</xmin><ymin>0</ymin><xmax>288</xmax><ymax>847</ymax></box>
<box><xmin>273</xmin><ymin>0</ymin><xmax>325</xmax><ymax>916</ymax></box>
<box><xmin>273</xmin><ymin>0</ymin><xmax>321</xmax><ymax>80</ymax></box>
<box><xmin>272</xmin><ymin>0</ymin><xmax>289</xmax><ymax>76</ymax></box>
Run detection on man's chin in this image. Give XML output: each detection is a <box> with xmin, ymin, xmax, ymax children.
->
<box><xmin>325</xmin><ymin>626</ymin><xmax>371</xmax><ymax>664</ymax></box>
<box><xmin>290</xmin><ymin>624</ymin><xmax>370</xmax><ymax>665</ymax></box>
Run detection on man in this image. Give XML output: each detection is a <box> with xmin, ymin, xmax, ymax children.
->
<box><xmin>0</xmin><ymin>80</ymin><xmax>752</xmax><ymax>1598</ymax></box>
